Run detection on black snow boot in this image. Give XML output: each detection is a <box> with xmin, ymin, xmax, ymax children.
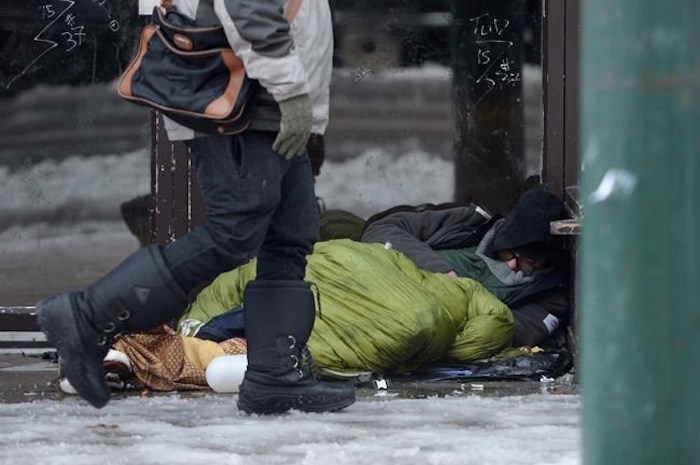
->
<box><xmin>36</xmin><ymin>245</ymin><xmax>188</xmax><ymax>408</ymax></box>
<box><xmin>237</xmin><ymin>280</ymin><xmax>355</xmax><ymax>414</ymax></box>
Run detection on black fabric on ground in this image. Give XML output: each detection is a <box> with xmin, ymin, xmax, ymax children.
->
<box><xmin>397</xmin><ymin>347</ymin><xmax>573</xmax><ymax>382</ymax></box>
<box><xmin>395</xmin><ymin>326</ymin><xmax>573</xmax><ymax>382</ymax></box>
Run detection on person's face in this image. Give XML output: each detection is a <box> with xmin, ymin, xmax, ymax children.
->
<box><xmin>497</xmin><ymin>249</ymin><xmax>545</xmax><ymax>276</ymax></box>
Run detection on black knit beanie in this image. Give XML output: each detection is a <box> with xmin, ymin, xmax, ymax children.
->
<box><xmin>492</xmin><ymin>186</ymin><xmax>566</xmax><ymax>262</ymax></box>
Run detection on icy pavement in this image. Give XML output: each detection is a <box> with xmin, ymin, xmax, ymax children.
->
<box><xmin>0</xmin><ymin>383</ymin><xmax>580</xmax><ymax>465</ymax></box>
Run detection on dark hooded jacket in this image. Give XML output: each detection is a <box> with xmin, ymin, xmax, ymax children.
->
<box><xmin>492</xmin><ymin>186</ymin><xmax>566</xmax><ymax>263</ymax></box>
<box><xmin>361</xmin><ymin>187</ymin><xmax>570</xmax><ymax>348</ymax></box>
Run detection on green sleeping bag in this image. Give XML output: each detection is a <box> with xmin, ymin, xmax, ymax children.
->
<box><xmin>179</xmin><ymin>239</ymin><xmax>514</xmax><ymax>376</ymax></box>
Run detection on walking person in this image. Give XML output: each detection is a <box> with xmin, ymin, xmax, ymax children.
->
<box><xmin>37</xmin><ymin>0</ymin><xmax>355</xmax><ymax>415</ymax></box>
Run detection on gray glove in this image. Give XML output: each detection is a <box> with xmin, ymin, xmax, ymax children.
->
<box><xmin>272</xmin><ymin>93</ymin><xmax>312</xmax><ymax>159</ymax></box>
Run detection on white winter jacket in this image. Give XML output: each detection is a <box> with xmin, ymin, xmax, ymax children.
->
<box><xmin>165</xmin><ymin>0</ymin><xmax>333</xmax><ymax>140</ymax></box>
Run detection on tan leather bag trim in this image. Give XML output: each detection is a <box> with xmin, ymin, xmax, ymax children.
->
<box><xmin>206</xmin><ymin>0</ymin><xmax>301</xmax><ymax>120</ymax></box>
<box><xmin>205</xmin><ymin>50</ymin><xmax>245</xmax><ymax>118</ymax></box>
<box><xmin>173</xmin><ymin>33</ymin><xmax>194</xmax><ymax>51</ymax></box>
<box><xmin>120</xmin><ymin>28</ymin><xmax>243</xmax><ymax>121</ymax></box>
<box><xmin>155</xmin><ymin>1</ymin><xmax>301</xmax><ymax>27</ymax></box>
<box><xmin>285</xmin><ymin>0</ymin><xmax>303</xmax><ymax>22</ymax></box>
<box><xmin>152</xmin><ymin>26</ymin><xmax>228</xmax><ymax>56</ymax></box>
<box><xmin>121</xmin><ymin>0</ymin><xmax>299</xmax><ymax>127</ymax></box>
<box><xmin>118</xmin><ymin>25</ymin><xmax>157</xmax><ymax>98</ymax></box>
<box><xmin>155</xmin><ymin>6</ymin><xmax>225</xmax><ymax>33</ymax></box>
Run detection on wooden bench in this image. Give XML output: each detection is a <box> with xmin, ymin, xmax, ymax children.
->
<box><xmin>0</xmin><ymin>306</ymin><xmax>49</xmax><ymax>353</ymax></box>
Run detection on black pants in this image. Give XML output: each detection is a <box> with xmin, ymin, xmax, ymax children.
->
<box><xmin>162</xmin><ymin>130</ymin><xmax>319</xmax><ymax>292</ymax></box>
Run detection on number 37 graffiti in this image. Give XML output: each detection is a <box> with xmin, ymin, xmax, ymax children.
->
<box><xmin>5</xmin><ymin>0</ymin><xmax>121</xmax><ymax>89</ymax></box>
<box><xmin>37</xmin><ymin>0</ymin><xmax>120</xmax><ymax>52</ymax></box>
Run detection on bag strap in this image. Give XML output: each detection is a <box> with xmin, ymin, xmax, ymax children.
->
<box><xmin>158</xmin><ymin>0</ymin><xmax>301</xmax><ymax>21</ymax></box>
<box><xmin>285</xmin><ymin>0</ymin><xmax>303</xmax><ymax>22</ymax></box>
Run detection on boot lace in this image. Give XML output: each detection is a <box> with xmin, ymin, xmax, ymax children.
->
<box><xmin>283</xmin><ymin>335</ymin><xmax>319</xmax><ymax>379</ymax></box>
<box><xmin>286</xmin><ymin>335</ymin><xmax>305</xmax><ymax>378</ymax></box>
<box><xmin>97</xmin><ymin>303</ymin><xmax>132</xmax><ymax>347</ymax></box>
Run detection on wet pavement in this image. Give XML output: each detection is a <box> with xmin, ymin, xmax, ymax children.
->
<box><xmin>0</xmin><ymin>350</ymin><xmax>577</xmax><ymax>404</ymax></box>
<box><xmin>0</xmin><ymin>351</ymin><xmax>581</xmax><ymax>465</ymax></box>
<box><xmin>0</xmin><ymin>352</ymin><xmax>59</xmax><ymax>404</ymax></box>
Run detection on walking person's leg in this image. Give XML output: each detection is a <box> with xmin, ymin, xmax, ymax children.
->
<box><xmin>160</xmin><ymin>133</ymin><xmax>280</xmax><ymax>291</ymax></box>
<box><xmin>38</xmin><ymin>130</ymin><xmax>353</xmax><ymax>413</ymax></box>
<box><xmin>37</xmin><ymin>132</ymin><xmax>277</xmax><ymax>408</ymax></box>
<box><xmin>237</xmin><ymin>144</ymin><xmax>355</xmax><ymax>414</ymax></box>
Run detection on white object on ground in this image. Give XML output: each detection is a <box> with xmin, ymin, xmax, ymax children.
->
<box><xmin>104</xmin><ymin>348</ymin><xmax>132</xmax><ymax>369</ymax></box>
<box><xmin>58</xmin><ymin>377</ymin><xmax>78</xmax><ymax>395</ymax></box>
<box><xmin>57</xmin><ymin>349</ymin><xmax>132</xmax><ymax>395</ymax></box>
<box><xmin>205</xmin><ymin>354</ymin><xmax>248</xmax><ymax>393</ymax></box>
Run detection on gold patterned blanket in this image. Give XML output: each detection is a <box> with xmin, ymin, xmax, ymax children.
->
<box><xmin>113</xmin><ymin>325</ymin><xmax>246</xmax><ymax>391</ymax></box>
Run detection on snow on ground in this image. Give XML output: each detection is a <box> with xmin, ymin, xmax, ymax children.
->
<box><xmin>315</xmin><ymin>148</ymin><xmax>454</xmax><ymax>218</ymax></box>
<box><xmin>0</xmin><ymin>220</ymin><xmax>140</xmax><ymax>304</ymax></box>
<box><xmin>0</xmin><ymin>146</ymin><xmax>452</xmax><ymax>234</ymax></box>
<box><xmin>0</xmin><ymin>148</ymin><xmax>150</xmax><ymax>231</ymax></box>
<box><xmin>1</xmin><ymin>149</ymin><xmax>580</xmax><ymax>465</ymax></box>
<box><xmin>0</xmin><ymin>392</ymin><xmax>580</xmax><ymax>465</ymax></box>
<box><xmin>0</xmin><ymin>147</ymin><xmax>150</xmax><ymax>303</ymax></box>
<box><xmin>0</xmin><ymin>147</ymin><xmax>453</xmax><ymax>304</ymax></box>
<box><xmin>0</xmin><ymin>68</ymin><xmax>580</xmax><ymax>465</ymax></box>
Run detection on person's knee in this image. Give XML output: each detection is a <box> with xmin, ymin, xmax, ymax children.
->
<box><xmin>204</xmin><ymin>194</ymin><xmax>281</xmax><ymax>258</ymax></box>
<box><xmin>206</xmin><ymin>219</ymin><xmax>260</xmax><ymax>256</ymax></box>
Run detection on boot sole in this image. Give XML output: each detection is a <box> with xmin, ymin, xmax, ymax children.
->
<box><xmin>237</xmin><ymin>381</ymin><xmax>356</xmax><ymax>415</ymax></box>
<box><xmin>37</xmin><ymin>294</ymin><xmax>111</xmax><ymax>408</ymax></box>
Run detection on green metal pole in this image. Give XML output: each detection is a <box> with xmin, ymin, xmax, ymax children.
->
<box><xmin>579</xmin><ymin>0</ymin><xmax>700</xmax><ymax>464</ymax></box>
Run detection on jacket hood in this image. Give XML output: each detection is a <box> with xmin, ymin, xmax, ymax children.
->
<box><xmin>492</xmin><ymin>187</ymin><xmax>566</xmax><ymax>262</ymax></box>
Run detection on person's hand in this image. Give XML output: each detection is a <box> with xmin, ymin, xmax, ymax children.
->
<box><xmin>272</xmin><ymin>94</ymin><xmax>312</xmax><ymax>159</ymax></box>
<box><xmin>445</xmin><ymin>270</ymin><xmax>458</xmax><ymax>279</ymax></box>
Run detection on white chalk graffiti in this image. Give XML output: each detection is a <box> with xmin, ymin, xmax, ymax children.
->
<box><xmin>5</xmin><ymin>0</ymin><xmax>77</xmax><ymax>89</ymax></box>
<box><xmin>5</xmin><ymin>0</ymin><xmax>121</xmax><ymax>90</ymax></box>
<box><xmin>469</xmin><ymin>13</ymin><xmax>510</xmax><ymax>37</ymax></box>
<box><xmin>468</xmin><ymin>13</ymin><xmax>521</xmax><ymax>113</ymax></box>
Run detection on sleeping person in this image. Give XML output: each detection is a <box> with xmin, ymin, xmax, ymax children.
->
<box><xmin>361</xmin><ymin>185</ymin><xmax>570</xmax><ymax>348</ymax></box>
<box><xmin>61</xmin><ymin>187</ymin><xmax>570</xmax><ymax>394</ymax></box>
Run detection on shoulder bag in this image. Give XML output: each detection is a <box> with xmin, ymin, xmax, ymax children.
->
<box><xmin>118</xmin><ymin>0</ymin><xmax>301</xmax><ymax>135</ymax></box>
